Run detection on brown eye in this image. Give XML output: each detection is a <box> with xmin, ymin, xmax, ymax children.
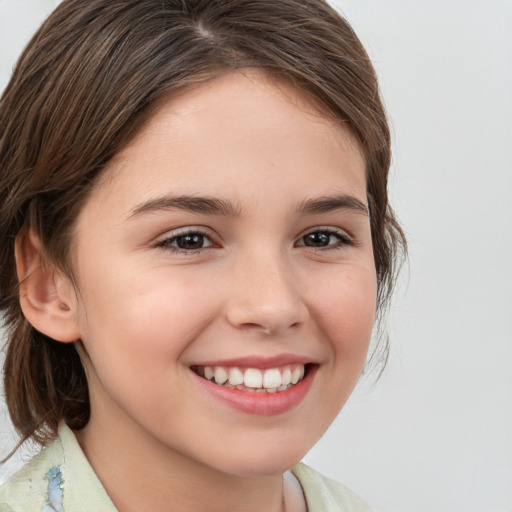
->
<box><xmin>302</xmin><ymin>232</ymin><xmax>331</xmax><ymax>247</ymax></box>
<box><xmin>175</xmin><ymin>234</ymin><xmax>206</xmax><ymax>250</ymax></box>
<box><xmin>296</xmin><ymin>229</ymin><xmax>354</xmax><ymax>250</ymax></box>
<box><xmin>157</xmin><ymin>230</ymin><xmax>215</xmax><ymax>252</ymax></box>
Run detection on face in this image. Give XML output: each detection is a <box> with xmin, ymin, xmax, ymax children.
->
<box><xmin>68</xmin><ymin>71</ymin><xmax>377</xmax><ymax>477</ymax></box>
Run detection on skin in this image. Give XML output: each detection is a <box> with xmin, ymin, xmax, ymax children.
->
<box><xmin>20</xmin><ymin>71</ymin><xmax>377</xmax><ymax>511</ymax></box>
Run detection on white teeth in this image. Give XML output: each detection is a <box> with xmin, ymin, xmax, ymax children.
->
<box><xmin>263</xmin><ymin>368</ymin><xmax>282</xmax><ymax>389</ymax></box>
<box><xmin>198</xmin><ymin>364</ymin><xmax>307</xmax><ymax>392</ymax></box>
<box><xmin>214</xmin><ymin>367</ymin><xmax>228</xmax><ymax>385</ymax></box>
<box><xmin>244</xmin><ymin>368</ymin><xmax>263</xmax><ymax>388</ymax></box>
<box><xmin>228</xmin><ymin>367</ymin><xmax>244</xmax><ymax>386</ymax></box>
<box><xmin>291</xmin><ymin>366</ymin><xmax>302</xmax><ymax>385</ymax></box>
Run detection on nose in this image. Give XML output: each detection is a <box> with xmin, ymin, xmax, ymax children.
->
<box><xmin>224</xmin><ymin>250</ymin><xmax>309</xmax><ymax>335</ymax></box>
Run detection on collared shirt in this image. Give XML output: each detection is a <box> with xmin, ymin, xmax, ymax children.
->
<box><xmin>0</xmin><ymin>424</ymin><xmax>372</xmax><ymax>511</ymax></box>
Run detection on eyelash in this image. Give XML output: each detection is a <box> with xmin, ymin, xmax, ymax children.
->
<box><xmin>296</xmin><ymin>228</ymin><xmax>355</xmax><ymax>251</ymax></box>
<box><xmin>154</xmin><ymin>228</ymin><xmax>217</xmax><ymax>255</ymax></box>
<box><xmin>154</xmin><ymin>227</ymin><xmax>355</xmax><ymax>255</ymax></box>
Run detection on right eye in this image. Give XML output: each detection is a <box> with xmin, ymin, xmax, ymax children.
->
<box><xmin>155</xmin><ymin>229</ymin><xmax>216</xmax><ymax>254</ymax></box>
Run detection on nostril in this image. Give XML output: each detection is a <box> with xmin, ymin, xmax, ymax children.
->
<box><xmin>236</xmin><ymin>322</ymin><xmax>274</xmax><ymax>335</ymax></box>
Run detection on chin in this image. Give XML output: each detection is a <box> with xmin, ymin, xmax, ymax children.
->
<box><xmin>205</xmin><ymin>435</ymin><xmax>316</xmax><ymax>478</ymax></box>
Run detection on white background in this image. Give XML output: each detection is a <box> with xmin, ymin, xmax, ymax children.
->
<box><xmin>1</xmin><ymin>1</ymin><xmax>511</xmax><ymax>511</ymax></box>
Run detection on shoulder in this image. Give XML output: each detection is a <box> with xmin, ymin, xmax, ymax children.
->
<box><xmin>0</xmin><ymin>437</ymin><xmax>65</xmax><ymax>512</ymax></box>
<box><xmin>292</xmin><ymin>463</ymin><xmax>373</xmax><ymax>512</ymax></box>
<box><xmin>1</xmin><ymin>424</ymin><xmax>116</xmax><ymax>512</ymax></box>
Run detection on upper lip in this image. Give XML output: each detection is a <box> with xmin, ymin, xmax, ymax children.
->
<box><xmin>189</xmin><ymin>353</ymin><xmax>316</xmax><ymax>369</ymax></box>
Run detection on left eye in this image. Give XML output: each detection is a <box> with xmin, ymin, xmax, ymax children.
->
<box><xmin>157</xmin><ymin>232</ymin><xmax>214</xmax><ymax>251</ymax></box>
<box><xmin>296</xmin><ymin>230</ymin><xmax>352</xmax><ymax>249</ymax></box>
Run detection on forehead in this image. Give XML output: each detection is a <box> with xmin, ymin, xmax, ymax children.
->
<box><xmin>84</xmin><ymin>70</ymin><xmax>366</xmax><ymax>216</ymax></box>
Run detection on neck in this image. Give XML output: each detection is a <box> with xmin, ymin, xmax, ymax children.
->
<box><xmin>74</xmin><ymin>414</ymin><xmax>285</xmax><ymax>512</ymax></box>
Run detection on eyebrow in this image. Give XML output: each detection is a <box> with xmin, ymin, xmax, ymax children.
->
<box><xmin>129</xmin><ymin>195</ymin><xmax>241</xmax><ymax>218</ymax></box>
<box><xmin>296</xmin><ymin>194</ymin><xmax>369</xmax><ymax>216</ymax></box>
<box><xmin>128</xmin><ymin>193</ymin><xmax>368</xmax><ymax>219</ymax></box>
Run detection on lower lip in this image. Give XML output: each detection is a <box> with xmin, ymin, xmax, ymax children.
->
<box><xmin>192</xmin><ymin>366</ymin><xmax>316</xmax><ymax>416</ymax></box>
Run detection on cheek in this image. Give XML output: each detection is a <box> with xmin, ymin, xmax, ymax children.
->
<box><xmin>75</xmin><ymin>264</ymin><xmax>220</xmax><ymax>366</ymax></box>
<box><xmin>303</xmin><ymin>267</ymin><xmax>377</xmax><ymax>432</ymax></box>
<box><xmin>313</xmin><ymin>267</ymin><xmax>377</xmax><ymax>358</ymax></box>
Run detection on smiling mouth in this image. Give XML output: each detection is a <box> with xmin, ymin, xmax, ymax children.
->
<box><xmin>190</xmin><ymin>364</ymin><xmax>310</xmax><ymax>393</ymax></box>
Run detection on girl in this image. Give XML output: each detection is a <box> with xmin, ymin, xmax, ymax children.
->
<box><xmin>0</xmin><ymin>0</ymin><xmax>405</xmax><ymax>510</ymax></box>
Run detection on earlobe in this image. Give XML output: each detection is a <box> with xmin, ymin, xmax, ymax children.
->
<box><xmin>15</xmin><ymin>230</ymin><xmax>81</xmax><ymax>343</ymax></box>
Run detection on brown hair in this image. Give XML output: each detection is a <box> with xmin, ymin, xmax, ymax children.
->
<box><xmin>0</xmin><ymin>0</ymin><xmax>405</xmax><ymax>449</ymax></box>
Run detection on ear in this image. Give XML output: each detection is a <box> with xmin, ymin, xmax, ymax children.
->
<box><xmin>15</xmin><ymin>230</ymin><xmax>81</xmax><ymax>343</ymax></box>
